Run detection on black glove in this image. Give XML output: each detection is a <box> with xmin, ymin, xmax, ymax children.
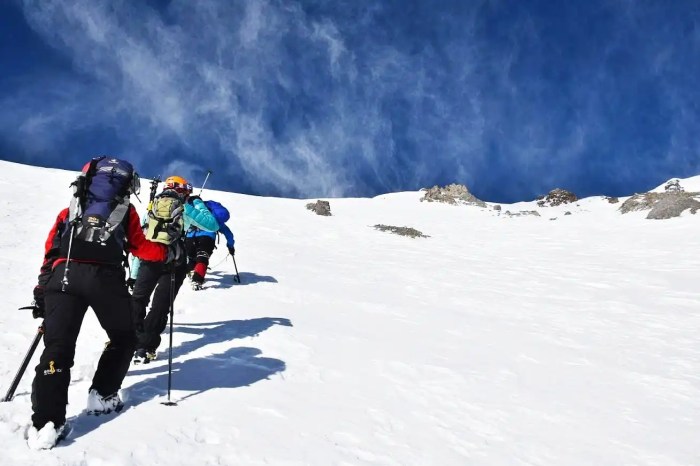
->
<box><xmin>126</xmin><ymin>278</ymin><xmax>136</xmax><ymax>292</ymax></box>
<box><xmin>228</xmin><ymin>246</ymin><xmax>235</xmax><ymax>256</ymax></box>
<box><xmin>187</xmin><ymin>195</ymin><xmax>201</xmax><ymax>204</ymax></box>
<box><xmin>31</xmin><ymin>286</ymin><xmax>45</xmax><ymax>319</ymax></box>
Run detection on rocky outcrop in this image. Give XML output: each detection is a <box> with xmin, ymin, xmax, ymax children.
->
<box><xmin>663</xmin><ymin>179</ymin><xmax>683</xmax><ymax>192</ymax></box>
<box><xmin>421</xmin><ymin>184</ymin><xmax>486</xmax><ymax>207</ymax></box>
<box><xmin>536</xmin><ymin>188</ymin><xmax>578</xmax><ymax>207</ymax></box>
<box><xmin>619</xmin><ymin>192</ymin><xmax>663</xmax><ymax>213</ymax></box>
<box><xmin>646</xmin><ymin>194</ymin><xmax>700</xmax><ymax>219</ymax></box>
<box><xmin>374</xmin><ymin>224</ymin><xmax>428</xmax><ymax>238</ymax></box>
<box><xmin>306</xmin><ymin>200</ymin><xmax>331</xmax><ymax>216</ymax></box>
<box><xmin>620</xmin><ymin>190</ymin><xmax>700</xmax><ymax>219</ymax></box>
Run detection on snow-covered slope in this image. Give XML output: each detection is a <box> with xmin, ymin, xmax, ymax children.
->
<box><xmin>0</xmin><ymin>160</ymin><xmax>698</xmax><ymax>465</ymax></box>
<box><xmin>650</xmin><ymin>175</ymin><xmax>700</xmax><ymax>193</ymax></box>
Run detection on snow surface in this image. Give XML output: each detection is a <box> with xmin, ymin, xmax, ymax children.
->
<box><xmin>0</xmin><ymin>160</ymin><xmax>698</xmax><ymax>465</ymax></box>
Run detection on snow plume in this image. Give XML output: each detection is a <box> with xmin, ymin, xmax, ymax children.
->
<box><xmin>4</xmin><ymin>1</ymin><xmax>700</xmax><ymax>200</ymax></box>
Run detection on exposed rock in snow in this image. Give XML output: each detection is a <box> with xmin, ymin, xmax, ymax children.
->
<box><xmin>663</xmin><ymin>179</ymin><xmax>683</xmax><ymax>192</ymax></box>
<box><xmin>306</xmin><ymin>200</ymin><xmax>332</xmax><ymax>216</ymax></box>
<box><xmin>620</xmin><ymin>192</ymin><xmax>664</xmax><ymax>213</ymax></box>
<box><xmin>620</xmin><ymin>191</ymin><xmax>700</xmax><ymax>219</ymax></box>
<box><xmin>373</xmin><ymin>224</ymin><xmax>428</xmax><ymax>238</ymax></box>
<box><xmin>504</xmin><ymin>210</ymin><xmax>541</xmax><ymax>217</ymax></box>
<box><xmin>420</xmin><ymin>184</ymin><xmax>486</xmax><ymax>207</ymax></box>
<box><xmin>536</xmin><ymin>188</ymin><xmax>578</xmax><ymax>207</ymax></box>
<box><xmin>646</xmin><ymin>194</ymin><xmax>700</xmax><ymax>219</ymax></box>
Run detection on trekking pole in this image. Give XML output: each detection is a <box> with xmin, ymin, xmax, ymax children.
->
<box><xmin>161</xmin><ymin>267</ymin><xmax>177</xmax><ymax>407</ymax></box>
<box><xmin>231</xmin><ymin>254</ymin><xmax>241</xmax><ymax>283</ymax></box>
<box><xmin>62</xmin><ymin>181</ymin><xmax>83</xmax><ymax>291</ymax></box>
<box><xmin>2</xmin><ymin>321</ymin><xmax>44</xmax><ymax>402</ymax></box>
<box><xmin>60</xmin><ymin>222</ymin><xmax>77</xmax><ymax>292</ymax></box>
<box><xmin>198</xmin><ymin>170</ymin><xmax>212</xmax><ymax>196</ymax></box>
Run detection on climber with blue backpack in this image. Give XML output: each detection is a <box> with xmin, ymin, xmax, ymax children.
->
<box><xmin>185</xmin><ymin>198</ymin><xmax>235</xmax><ymax>290</ymax></box>
<box><xmin>25</xmin><ymin>157</ymin><xmax>175</xmax><ymax>449</ymax></box>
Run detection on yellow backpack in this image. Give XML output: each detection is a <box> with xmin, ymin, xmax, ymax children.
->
<box><xmin>146</xmin><ymin>191</ymin><xmax>185</xmax><ymax>244</ymax></box>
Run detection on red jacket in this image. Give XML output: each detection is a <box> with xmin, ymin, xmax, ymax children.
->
<box><xmin>37</xmin><ymin>205</ymin><xmax>167</xmax><ymax>286</ymax></box>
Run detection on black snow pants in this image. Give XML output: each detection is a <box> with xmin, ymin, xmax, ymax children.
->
<box><xmin>31</xmin><ymin>262</ymin><xmax>135</xmax><ymax>429</ymax></box>
<box><xmin>131</xmin><ymin>259</ymin><xmax>187</xmax><ymax>353</ymax></box>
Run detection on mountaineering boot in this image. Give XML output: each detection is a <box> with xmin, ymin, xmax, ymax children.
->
<box><xmin>133</xmin><ymin>348</ymin><xmax>147</xmax><ymax>365</ymax></box>
<box><xmin>86</xmin><ymin>389</ymin><xmax>124</xmax><ymax>415</ymax></box>
<box><xmin>191</xmin><ymin>271</ymin><xmax>204</xmax><ymax>290</ymax></box>
<box><xmin>191</xmin><ymin>281</ymin><xmax>204</xmax><ymax>291</ymax></box>
<box><xmin>133</xmin><ymin>348</ymin><xmax>157</xmax><ymax>365</ymax></box>
<box><xmin>26</xmin><ymin>421</ymin><xmax>72</xmax><ymax>450</ymax></box>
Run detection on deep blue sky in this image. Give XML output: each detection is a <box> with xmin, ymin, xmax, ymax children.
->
<box><xmin>1</xmin><ymin>0</ymin><xmax>699</xmax><ymax>202</ymax></box>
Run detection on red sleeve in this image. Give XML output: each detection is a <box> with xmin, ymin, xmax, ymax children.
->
<box><xmin>44</xmin><ymin>209</ymin><xmax>68</xmax><ymax>257</ymax></box>
<box><xmin>125</xmin><ymin>205</ymin><xmax>168</xmax><ymax>261</ymax></box>
<box><xmin>37</xmin><ymin>209</ymin><xmax>69</xmax><ymax>286</ymax></box>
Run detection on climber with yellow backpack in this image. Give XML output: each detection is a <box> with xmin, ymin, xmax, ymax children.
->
<box><xmin>128</xmin><ymin>175</ymin><xmax>220</xmax><ymax>364</ymax></box>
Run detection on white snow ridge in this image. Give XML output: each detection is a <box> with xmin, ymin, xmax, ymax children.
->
<box><xmin>0</xmin><ymin>160</ymin><xmax>699</xmax><ymax>465</ymax></box>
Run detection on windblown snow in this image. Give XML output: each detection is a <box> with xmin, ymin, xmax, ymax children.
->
<box><xmin>0</xmin><ymin>161</ymin><xmax>698</xmax><ymax>465</ymax></box>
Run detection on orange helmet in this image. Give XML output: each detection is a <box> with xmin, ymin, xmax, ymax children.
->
<box><xmin>163</xmin><ymin>175</ymin><xmax>192</xmax><ymax>195</ymax></box>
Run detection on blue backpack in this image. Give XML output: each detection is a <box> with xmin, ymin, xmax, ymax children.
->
<box><xmin>59</xmin><ymin>157</ymin><xmax>139</xmax><ymax>289</ymax></box>
<box><xmin>68</xmin><ymin>156</ymin><xmax>138</xmax><ymax>244</ymax></box>
<box><xmin>204</xmin><ymin>200</ymin><xmax>230</xmax><ymax>225</ymax></box>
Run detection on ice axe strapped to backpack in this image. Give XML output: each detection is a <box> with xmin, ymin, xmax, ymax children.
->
<box><xmin>147</xmin><ymin>176</ymin><xmax>162</xmax><ymax>211</ymax></box>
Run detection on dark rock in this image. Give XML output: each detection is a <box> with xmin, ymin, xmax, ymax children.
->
<box><xmin>605</xmin><ymin>196</ymin><xmax>619</xmax><ymax>204</ymax></box>
<box><xmin>536</xmin><ymin>188</ymin><xmax>578</xmax><ymax>207</ymax></box>
<box><xmin>646</xmin><ymin>194</ymin><xmax>700</xmax><ymax>219</ymax></box>
<box><xmin>620</xmin><ymin>191</ymin><xmax>700</xmax><ymax>219</ymax></box>
<box><xmin>374</xmin><ymin>224</ymin><xmax>428</xmax><ymax>238</ymax></box>
<box><xmin>664</xmin><ymin>179</ymin><xmax>683</xmax><ymax>192</ymax></box>
<box><xmin>619</xmin><ymin>192</ymin><xmax>663</xmax><ymax>213</ymax></box>
<box><xmin>421</xmin><ymin>184</ymin><xmax>486</xmax><ymax>207</ymax></box>
<box><xmin>504</xmin><ymin>210</ymin><xmax>541</xmax><ymax>217</ymax></box>
<box><xmin>306</xmin><ymin>200</ymin><xmax>332</xmax><ymax>216</ymax></box>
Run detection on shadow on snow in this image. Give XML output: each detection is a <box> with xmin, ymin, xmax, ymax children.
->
<box><xmin>63</xmin><ymin>317</ymin><xmax>291</xmax><ymax>443</ymax></box>
<box><xmin>205</xmin><ymin>270</ymin><xmax>278</xmax><ymax>289</ymax></box>
<box><xmin>167</xmin><ymin>317</ymin><xmax>292</xmax><ymax>360</ymax></box>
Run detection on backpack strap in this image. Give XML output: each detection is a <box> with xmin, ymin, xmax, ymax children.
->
<box><xmin>68</xmin><ymin>157</ymin><xmax>103</xmax><ymax>224</ymax></box>
<box><xmin>97</xmin><ymin>199</ymin><xmax>130</xmax><ymax>243</ymax></box>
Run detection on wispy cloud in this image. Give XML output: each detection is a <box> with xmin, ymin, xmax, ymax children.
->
<box><xmin>3</xmin><ymin>0</ymin><xmax>699</xmax><ymax>201</ymax></box>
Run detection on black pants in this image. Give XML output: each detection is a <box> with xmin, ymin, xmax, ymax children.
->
<box><xmin>131</xmin><ymin>259</ymin><xmax>187</xmax><ymax>353</ymax></box>
<box><xmin>31</xmin><ymin>262</ymin><xmax>135</xmax><ymax>430</ymax></box>
<box><xmin>185</xmin><ymin>236</ymin><xmax>216</xmax><ymax>277</ymax></box>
